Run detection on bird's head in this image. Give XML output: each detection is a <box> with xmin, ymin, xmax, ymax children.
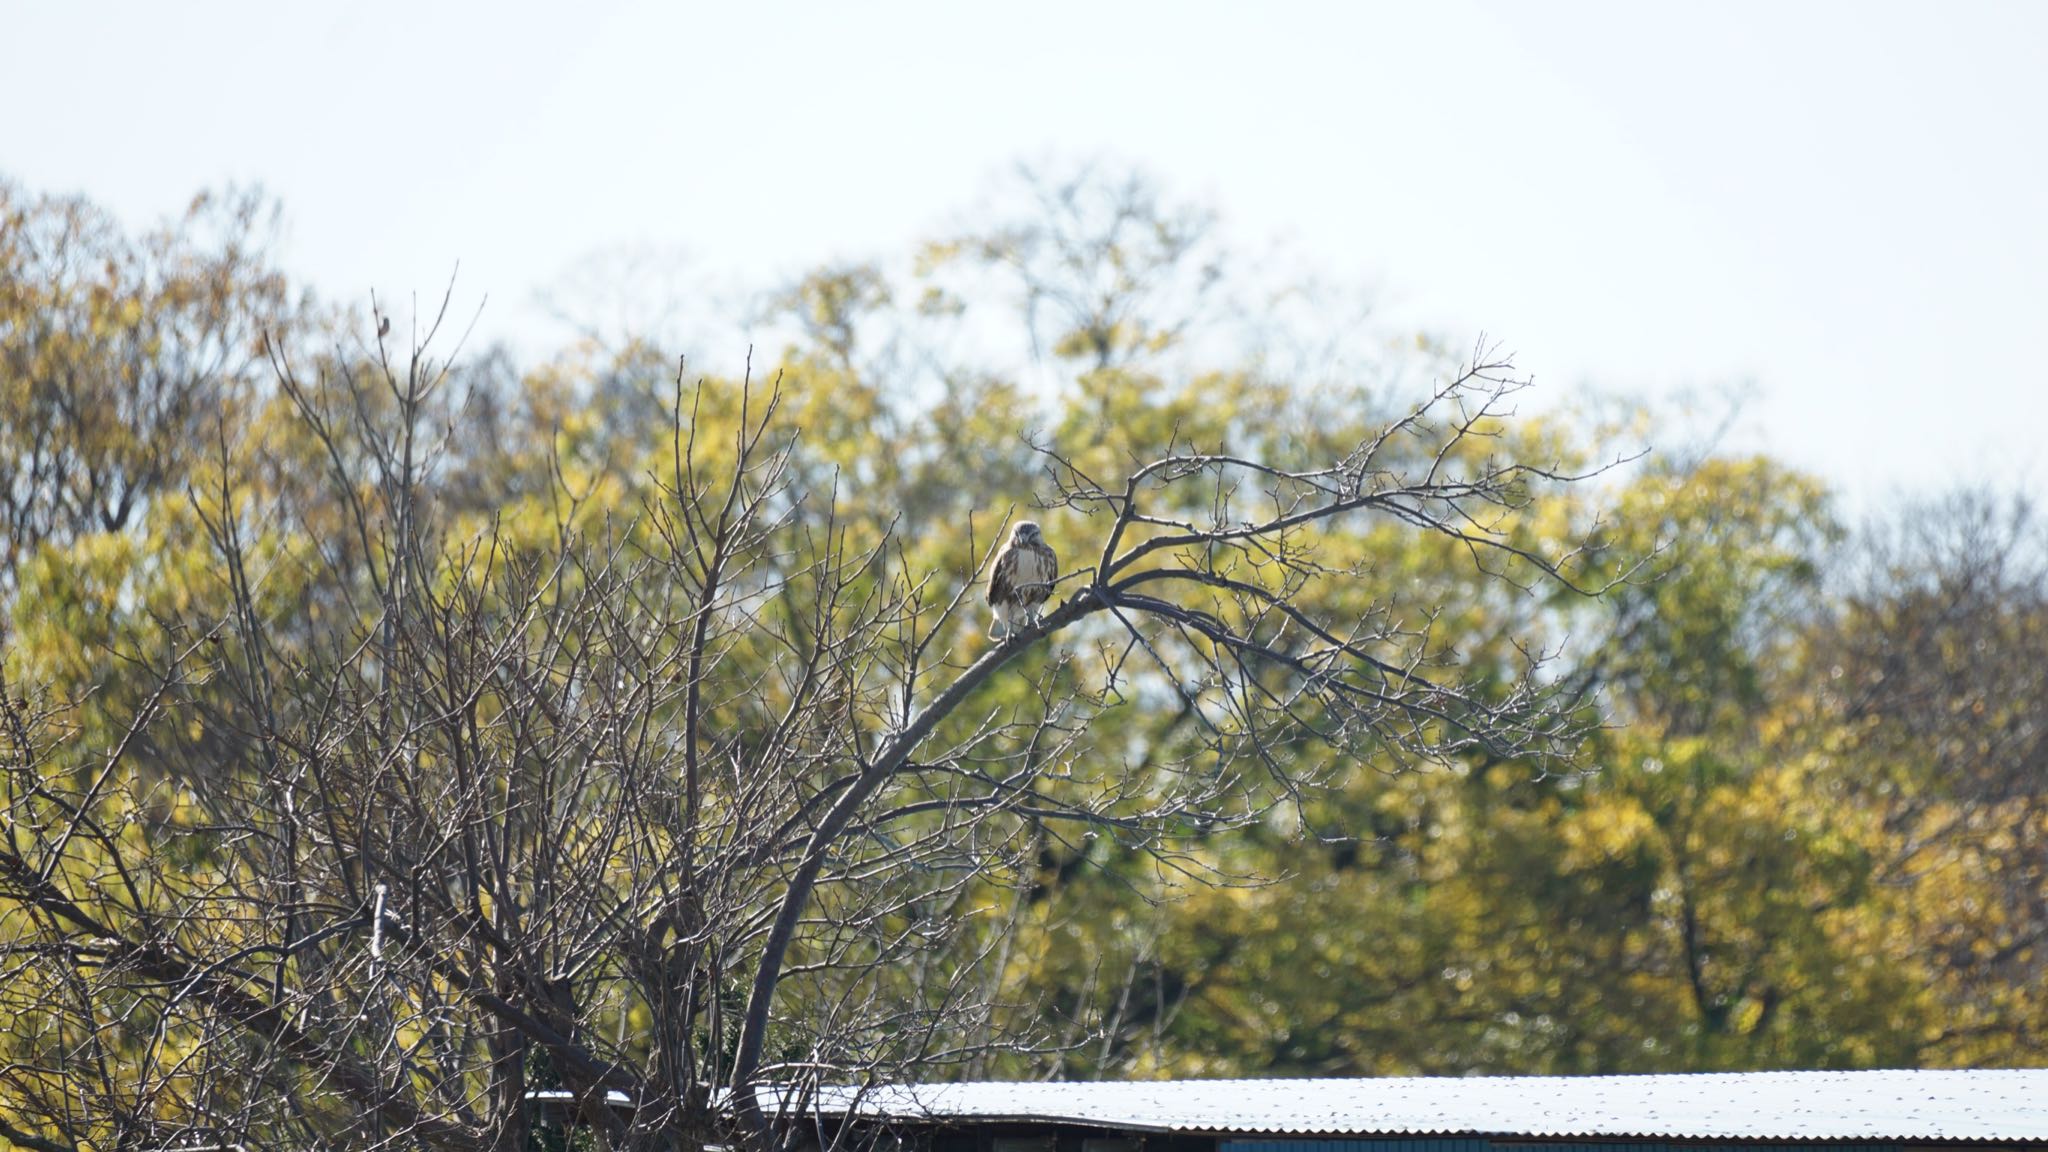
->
<box><xmin>1013</xmin><ymin>521</ymin><xmax>1043</xmax><ymax>543</ymax></box>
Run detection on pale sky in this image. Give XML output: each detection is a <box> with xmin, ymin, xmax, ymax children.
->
<box><xmin>5</xmin><ymin>0</ymin><xmax>2043</xmax><ymax>508</ymax></box>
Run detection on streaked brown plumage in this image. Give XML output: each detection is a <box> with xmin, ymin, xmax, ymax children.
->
<box><xmin>988</xmin><ymin>520</ymin><xmax>1057</xmax><ymax>638</ymax></box>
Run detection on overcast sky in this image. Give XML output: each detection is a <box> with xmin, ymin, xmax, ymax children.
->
<box><xmin>6</xmin><ymin>0</ymin><xmax>2043</xmax><ymax>508</ymax></box>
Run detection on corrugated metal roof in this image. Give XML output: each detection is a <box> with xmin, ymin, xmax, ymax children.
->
<box><xmin>813</xmin><ymin>1071</ymin><xmax>2048</xmax><ymax>1142</ymax></box>
<box><xmin>526</xmin><ymin>1089</ymin><xmax>635</xmax><ymax>1107</ymax></box>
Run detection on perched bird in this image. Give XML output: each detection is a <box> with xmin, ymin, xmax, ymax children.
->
<box><xmin>988</xmin><ymin>520</ymin><xmax>1058</xmax><ymax>639</ymax></box>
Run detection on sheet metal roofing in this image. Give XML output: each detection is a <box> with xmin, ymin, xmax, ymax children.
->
<box><xmin>822</xmin><ymin>1070</ymin><xmax>2048</xmax><ymax>1142</ymax></box>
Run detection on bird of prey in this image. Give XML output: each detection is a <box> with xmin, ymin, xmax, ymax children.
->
<box><xmin>988</xmin><ymin>520</ymin><xmax>1057</xmax><ymax>639</ymax></box>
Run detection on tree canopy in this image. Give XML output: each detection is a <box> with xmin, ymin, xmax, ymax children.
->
<box><xmin>2</xmin><ymin>166</ymin><xmax>2043</xmax><ymax>1152</ymax></box>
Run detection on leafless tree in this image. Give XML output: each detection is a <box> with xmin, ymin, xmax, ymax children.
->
<box><xmin>924</xmin><ymin>161</ymin><xmax>1228</xmax><ymax>377</ymax></box>
<box><xmin>1</xmin><ymin>289</ymin><xmax>1627</xmax><ymax>1152</ymax></box>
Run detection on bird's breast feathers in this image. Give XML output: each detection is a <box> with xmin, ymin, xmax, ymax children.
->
<box><xmin>990</xmin><ymin>540</ymin><xmax>1057</xmax><ymax>606</ymax></box>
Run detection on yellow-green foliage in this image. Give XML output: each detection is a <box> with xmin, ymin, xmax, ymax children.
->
<box><xmin>4</xmin><ymin>170</ymin><xmax>2046</xmax><ymax>1152</ymax></box>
